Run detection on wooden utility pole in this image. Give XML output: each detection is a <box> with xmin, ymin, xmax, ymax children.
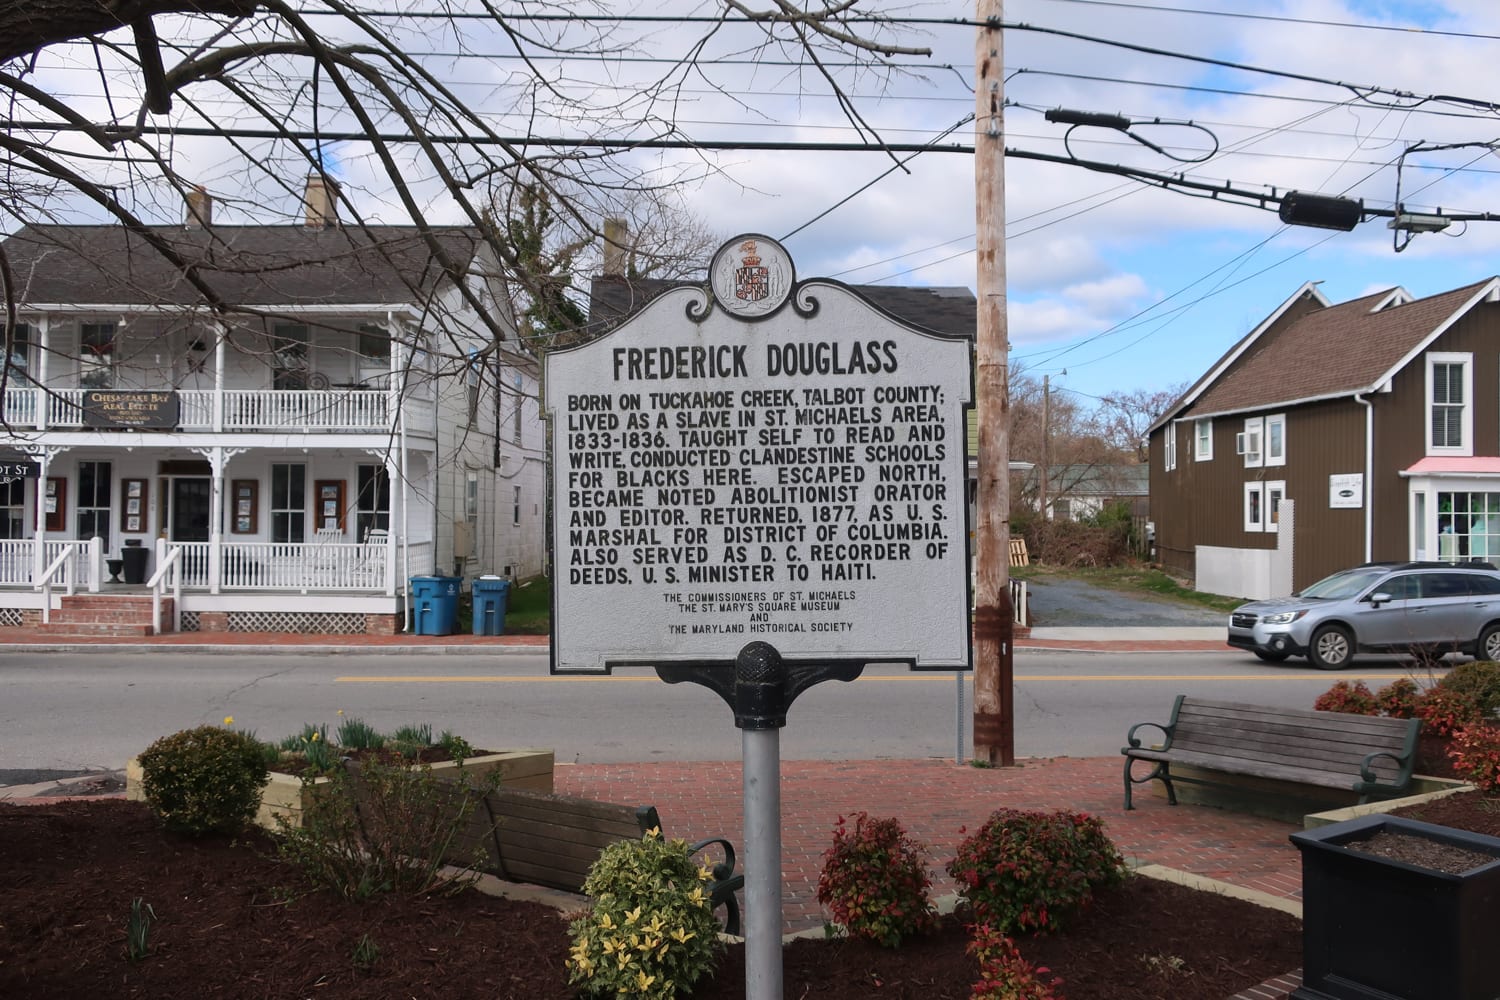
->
<box><xmin>972</xmin><ymin>0</ymin><xmax>1013</xmax><ymax>765</ymax></box>
<box><xmin>1039</xmin><ymin>374</ymin><xmax>1050</xmax><ymax>520</ymax></box>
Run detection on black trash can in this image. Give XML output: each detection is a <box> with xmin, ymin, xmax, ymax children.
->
<box><xmin>121</xmin><ymin>541</ymin><xmax>150</xmax><ymax>585</ymax></box>
<box><xmin>471</xmin><ymin>576</ymin><xmax>511</xmax><ymax>636</ymax></box>
<box><xmin>410</xmin><ymin>575</ymin><xmax>461</xmax><ymax>636</ymax></box>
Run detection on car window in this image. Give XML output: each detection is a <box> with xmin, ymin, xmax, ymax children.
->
<box><xmin>1302</xmin><ymin>568</ymin><xmax>1390</xmax><ymax>600</ymax></box>
<box><xmin>1469</xmin><ymin>574</ymin><xmax>1500</xmax><ymax>596</ymax></box>
<box><xmin>1424</xmin><ymin>573</ymin><xmax>1475</xmax><ymax>598</ymax></box>
<box><xmin>1374</xmin><ymin>574</ymin><xmax>1421</xmax><ymax>601</ymax></box>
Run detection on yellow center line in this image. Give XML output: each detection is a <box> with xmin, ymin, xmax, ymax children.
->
<box><xmin>336</xmin><ymin>672</ymin><xmax>1396</xmax><ymax>684</ymax></box>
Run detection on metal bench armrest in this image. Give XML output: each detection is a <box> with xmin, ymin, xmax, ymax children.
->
<box><xmin>1358</xmin><ymin>749</ymin><xmax>1408</xmax><ymax>786</ymax></box>
<box><xmin>689</xmin><ymin>836</ymin><xmax>744</xmax><ymax>936</ymax></box>
<box><xmin>1124</xmin><ymin>720</ymin><xmax>1172</xmax><ymax>750</ymax></box>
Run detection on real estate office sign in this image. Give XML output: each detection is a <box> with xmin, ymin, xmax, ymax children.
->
<box><xmin>546</xmin><ymin>236</ymin><xmax>974</xmax><ymax>674</ymax></box>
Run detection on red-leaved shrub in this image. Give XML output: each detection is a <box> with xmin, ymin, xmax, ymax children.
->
<box><xmin>1313</xmin><ymin>680</ymin><xmax>1378</xmax><ymax>716</ymax></box>
<box><xmin>1374</xmin><ymin>678</ymin><xmax>1424</xmax><ymax>719</ymax></box>
<box><xmin>968</xmin><ymin>923</ymin><xmax>1065</xmax><ymax>1000</ymax></box>
<box><xmin>946</xmin><ymin>808</ymin><xmax>1125</xmax><ymax>935</ymax></box>
<box><xmin>1416</xmin><ymin>685</ymin><xmax>1485</xmax><ymax>737</ymax></box>
<box><xmin>1448</xmin><ymin>724</ymin><xmax>1500</xmax><ymax>792</ymax></box>
<box><xmin>815</xmin><ymin>812</ymin><xmax>936</xmax><ymax>947</ymax></box>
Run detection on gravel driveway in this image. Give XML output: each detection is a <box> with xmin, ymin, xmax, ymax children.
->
<box><xmin>1023</xmin><ymin>576</ymin><xmax>1228</xmax><ymax>628</ymax></box>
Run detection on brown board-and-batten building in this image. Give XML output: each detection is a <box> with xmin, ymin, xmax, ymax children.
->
<box><xmin>1149</xmin><ymin>276</ymin><xmax>1500</xmax><ymax>598</ymax></box>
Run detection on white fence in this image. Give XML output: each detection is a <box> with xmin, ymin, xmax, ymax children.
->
<box><xmin>2</xmin><ymin>386</ymin><xmax>418</xmax><ymax>433</ymax></box>
<box><xmin>172</xmin><ymin>540</ymin><xmax>391</xmax><ymax>591</ymax></box>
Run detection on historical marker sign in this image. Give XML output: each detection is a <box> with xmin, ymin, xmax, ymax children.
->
<box><xmin>546</xmin><ymin>235</ymin><xmax>974</xmax><ymax>674</ymax></box>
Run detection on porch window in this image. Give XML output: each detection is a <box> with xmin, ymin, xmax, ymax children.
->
<box><xmin>1437</xmin><ymin>491</ymin><xmax>1500</xmax><ymax>562</ymax></box>
<box><xmin>356</xmin><ymin>324</ymin><xmax>390</xmax><ymax>388</ymax></box>
<box><xmin>3</xmin><ymin>322</ymin><xmax>34</xmax><ymax>384</ymax></box>
<box><xmin>0</xmin><ymin>479</ymin><xmax>24</xmax><ymax>538</ymax></box>
<box><xmin>1427</xmin><ymin>353</ymin><xmax>1471</xmax><ymax>454</ymax></box>
<box><xmin>76</xmin><ymin>461</ymin><xmax>111</xmax><ymax>548</ymax></box>
<box><xmin>271</xmin><ymin>324</ymin><xmax>310</xmax><ymax>390</ymax></box>
<box><xmin>80</xmin><ymin>322</ymin><xmax>116</xmax><ymax>389</ymax></box>
<box><xmin>270</xmin><ymin>463</ymin><xmax>306</xmax><ymax>542</ymax></box>
<box><xmin>355</xmin><ymin>465</ymin><xmax>390</xmax><ymax>540</ymax></box>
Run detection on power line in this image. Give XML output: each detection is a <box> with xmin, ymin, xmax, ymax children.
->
<box><xmin>1032</xmin><ymin>0</ymin><xmax>1500</xmax><ymax>42</ymax></box>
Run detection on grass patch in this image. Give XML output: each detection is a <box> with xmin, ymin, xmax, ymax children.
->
<box><xmin>1011</xmin><ymin>563</ymin><xmax>1246</xmax><ymax>613</ymax></box>
<box><xmin>502</xmin><ymin>574</ymin><xmax>551</xmax><ymax>634</ymax></box>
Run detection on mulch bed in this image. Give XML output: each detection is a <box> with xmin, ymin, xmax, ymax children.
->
<box><xmin>0</xmin><ymin>798</ymin><xmax>1304</xmax><ymax>1000</ymax></box>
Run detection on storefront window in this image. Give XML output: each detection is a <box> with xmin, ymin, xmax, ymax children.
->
<box><xmin>1437</xmin><ymin>491</ymin><xmax>1500</xmax><ymax>562</ymax></box>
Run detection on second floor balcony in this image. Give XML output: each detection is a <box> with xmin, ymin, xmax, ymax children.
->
<box><xmin>1</xmin><ymin>384</ymin><xmax>435</xmax><ymax>435</ymax></box>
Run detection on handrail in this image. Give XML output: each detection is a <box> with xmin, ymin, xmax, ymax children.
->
<box><xmin>33</xmin><ymin>547</ymin><xmax>76</xmax><ymax>624</ymax></box>
<box><xmin>149</xmin><ymin>545</ymin><xmax>183</xmax><ymax>635</ymax></box>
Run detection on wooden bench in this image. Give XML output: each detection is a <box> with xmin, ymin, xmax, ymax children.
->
<box><xmin>1121</xmin><ymin>696</ymin><xmax>1421</xmax><ymax>811</ymax></box>
<box><xmin>461</xmin><ymin>786</ymin><xmax>745</xmax><ymax>935</ymax></box>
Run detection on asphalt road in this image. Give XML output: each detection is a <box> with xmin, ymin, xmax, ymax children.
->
<box><xmin>1024</xmin><ymin>575</ymin><xmax>1229</xmax><ymax>628</ymax></box>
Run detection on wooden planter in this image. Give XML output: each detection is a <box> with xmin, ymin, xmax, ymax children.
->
<box><xmin>126</xmin><ymin>749</ymin><xmax>554</xmax><ymax>831</ymax></box>
<box><xmin>1289</xmin><ymin>814</ymin><xmax>1500</xmax><ymax>1000</ymax></box>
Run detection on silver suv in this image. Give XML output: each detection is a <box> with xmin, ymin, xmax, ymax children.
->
<box><xmin>1227</xmin><ymin>561</ymin><xmax>1500</xmax><ymax>669</ymax></box>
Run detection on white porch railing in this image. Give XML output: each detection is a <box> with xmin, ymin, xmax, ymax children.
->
<box><xmin>33</xmin><ymin>538</ymin><xmax>99</xmax><ymax>622</ymax></box>
<box><xmin>149</xmin><ymin>545</ymin><xmax>184</xmax><ymax>633</ymax></box>
<box><xmin>171</xmin><ymin>540</ymin><xmax>391</xmax><ymax>591</ymax></box>
<box><xmin>7</xmin><ymin>386</ymin><xmax>402</xmax><ymax>433</ymax></box>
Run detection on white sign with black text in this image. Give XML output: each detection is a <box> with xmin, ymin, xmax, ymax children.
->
<box><xmin>1329</xmin><ymin>472</ymin><xmax>1363</xmax><ymax>509</ymax></box>
<box><xmin>546</xmin><ymin>237</ymin><xmax>974</xmax><ymax>674</ymax></box>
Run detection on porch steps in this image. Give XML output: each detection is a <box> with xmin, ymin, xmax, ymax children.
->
<box><xmin>39</xmin><ymin>595</ymin><xmax>170</xmax><ymax>637</ymax></box>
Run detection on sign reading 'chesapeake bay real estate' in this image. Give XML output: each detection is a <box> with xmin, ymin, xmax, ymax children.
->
<box><xmin>546</xmin><ymin>235</ymin><xmax>974</xmax><ymax>675</ymax></box>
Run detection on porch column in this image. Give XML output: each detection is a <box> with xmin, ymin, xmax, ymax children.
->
<box><xmin>35</xmin><ymin>316</ymin><xmax>49</xmax><ymax>430</ymax></box>
<box><xmin>31</xmin><ymin>451</ymin><xmax>51</xmax><ymax>584</ymax></box>
<box><xmin>196</xmin><ymin>445</ymin><xmax>244</xmax><ymax>595</ymax></box>
<box><xmin>213</xmin><ymin>320</ymin><xmax>227</xmax><ymax>432</ymax></box>
<box><xmin>384</xmin><ymin>452</ymin><xmax>399</xmax><ymax>595</ymax></box>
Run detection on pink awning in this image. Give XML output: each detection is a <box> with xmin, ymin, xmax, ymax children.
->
<box><xmin>1402</xmin><ymin>456</ymin><xmax>1500</xmax><ymax>476</ymax></box>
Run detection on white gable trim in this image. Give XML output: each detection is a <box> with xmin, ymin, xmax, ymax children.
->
<box><xmin>1148</xmin><ymin>280</ymin><xmax>1329</xmax><ymax>434</ymax></box>
<box><xmin>1370</xmin><ymin>287</ymin><xmax>1412</xmax><ymax>311</ymax></box>
<box><xmin>1371</xmin><ymin>277</ymin><xmax>1500</xmax><ymax>391</ymax></box>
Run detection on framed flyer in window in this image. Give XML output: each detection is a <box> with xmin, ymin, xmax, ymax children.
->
<box><xmin>315</xmin><ymin>479</ymin><xmax>344</xmax><ymax>531</ymax></box>
<box><xmin>120</xmin><ymin>479</ymin><xmax>148</xmax><ymax>532</ymax></box>
<box><xmin>45</xmin><ymin>477</ymin><xmax>66</xmax><ymax>532</ymax></box>
<box><xmin>231</xmin><ymin>479</ymin><xmax>257</xmax><ymax>534</ymax></box>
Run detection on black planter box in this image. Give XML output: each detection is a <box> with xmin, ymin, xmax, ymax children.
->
<box><xmin>1289</xmin><ymin>814</ymin><xmax>1500</xmax><ymax>1000</ymax></box>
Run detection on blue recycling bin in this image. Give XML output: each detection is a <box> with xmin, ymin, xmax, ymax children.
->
<box><xmin>410</xmin><ymin>575</ymin><xmax>461</xmax><ymax>636</ymax></box>
<box><xmin>471</xmin><ymin>575</ymin><xmax>511</xmax><ymax>636</ymax></box>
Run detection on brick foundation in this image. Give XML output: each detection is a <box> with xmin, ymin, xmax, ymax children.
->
<box><xmin>198</xmin><ymin>612</ymin><xmax>229</xmax><ymax>633</ymax></box>
<box><xmin>364</xmin><ymin>613</ymin><xmax>402</xmax><ymax>635</ymax></box>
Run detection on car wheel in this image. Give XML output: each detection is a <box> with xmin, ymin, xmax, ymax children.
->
<box><xmin>1252</xmin><ymin>649</ymin><xmax>1290</xmax><ymax>663</ymax></box>
<box><xmin>1309</xmin><ymin>625</ymin><xmax>1354</xmax><ymax>670</ymax></box>
<box><xmin>1478</xmin><ymin>624</ymin><xmax>1500</xmax><ymax>663</ymax></box>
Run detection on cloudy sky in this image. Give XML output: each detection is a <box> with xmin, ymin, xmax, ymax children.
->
<box><xmin>14</xmin><ymin>0</ymin><xmax>1500</xmax><ymax>408</ymax></box>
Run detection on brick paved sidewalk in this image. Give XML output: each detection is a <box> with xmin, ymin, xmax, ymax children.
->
<box><xmin>555</xmin><ymin>755</ymin><xmax>1301</xmax><ymax>936</ymax></box>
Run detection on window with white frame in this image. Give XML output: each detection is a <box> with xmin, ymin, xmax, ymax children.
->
<box><xmin>1163</xmin><ymin>423</ymin><xmax>1177</xmax><ymax>471</ymax></box>
<box><xmin>76</xmin><ymin>460</ymin><xmax>111</xmax><ymax>548</ymax></box>
<box><xmin>270</xmin><ymin>463</ymin><xmax>306</xmax><ymax>542</ymax></box>
<box><xmin>354</xmin><ymin>465</ymin><xmax>390</xmax><ymax>540</ymax></box>
<box><xmin>513</xmin><ymin>485</ymin><xmax>521</xmax><ymax>526</ymax></box>
<box><xmin>0</xmin><ymin>478</ymin><xmax>23</xmax><ymax>538</ymax></box>
<box><xmin>1244</xmin><ymin>480</ymin><xmax>1287</xmax><ymax>533</ymax></box>
<box><xmin>1194</xmin><ymin>419</ymin><xmax>1213</xmax><ymax>461</ymax></box>
<box><xmin>1239</xmin><ymin>417</ymin><xmax>1263</xmax><ymax>467</ymax></box>
<box><xmin>1244</xmin><ymin>481</ymin><xmax>1264</xmax><ymax>532</ymax></box>
<box><xmin>1265</xmin><ymin>413</ymin><xmax>1286</xmax><ymax>466</ymax></box>
<box><xmin>465</xmin><ymin>471</ymin><xmax>479</xmax><ymax>521</ymax></box>
<box><xmin>1427</xmin><ymin>352</ymin><xmax>1472</xmax><ymax>454</ymax></box>
<box><xmin>356</xmin><ymin>324</ymin><xmax>390</xmax><ymax>388</ymax></box>
<box><xmin>466</xmin><ymin>349</ymin><xmax>482</xmax><ymax>428</ymax></box>
<box><xmin>1266</xmin><ymin>481</ymin><xmax>1285</xmax><ymax>533</ymax></box>
<box><xmin>512</xmin><ymin>372</ymin><xmax>524</xmax><ymax>445</ymax></box>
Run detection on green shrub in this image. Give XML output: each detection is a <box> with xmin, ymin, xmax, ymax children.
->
<box><xmin>968</xmin><ymin>923</ymin><xmax>1064</xmax><ymax>1000</ymax></box>
<box><xmin>137</xmin><ymin>725</ymin><xmax>270</xmax><ymax>835</ymax></box>
<box><xmin>438</xmin><ymin>730</ymin><xmax>473</xmax><ymax>763</ymax></box>
<box><xmin>1313</xmin><ymin>680</ymin><xmax>1378</xmax><ymax>716</ymax></box>
<box><xmin>1437</xmin><ymin>661</ymin><xmax>1500</xmax><ymax>720</ymax></box>
<box><xmin>567</xmin><ymin>830</ymin><xmax>723</xmax><ymax>999</ymax></box>
<box><xmin>275</xmin><ymin>757</ymin><xmax>497</xmax><ymax>897</ymax></box>
<box><xmin>946</xmin><ymin>808</ymin><xmax>1126</xmax><ymax>935</ymax></box>
<box><xmin>1375</xmin><ymin>678</ymin><xmax>1424</xmax><ymax>719</ymax></box>
<box><xmin>815</xmin><ymin>812</ymin><xmax>936</xmax><ymax>947</ymax></box>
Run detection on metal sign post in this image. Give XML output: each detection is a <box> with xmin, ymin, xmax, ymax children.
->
<box><xmin>545</xmin><ymin>235</ymin><xmax>975</xmax><ymax>998</ymax></box>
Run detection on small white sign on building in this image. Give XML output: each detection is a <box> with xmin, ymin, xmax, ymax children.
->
<box><xmin>545</xmin><ymin>235</ymin><xmax>974</xmax><ymax>674</ymax></box>
<box><xmin>1329</xmin><ymin>473</ymin><xmax>1363</xmax><ymax>509</ymax></box>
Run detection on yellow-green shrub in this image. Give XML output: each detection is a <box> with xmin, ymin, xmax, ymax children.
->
<box><xmin>138</xmin><ymin>725</ymin><xmax>269</xmax><ymax>835</ymax></box>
